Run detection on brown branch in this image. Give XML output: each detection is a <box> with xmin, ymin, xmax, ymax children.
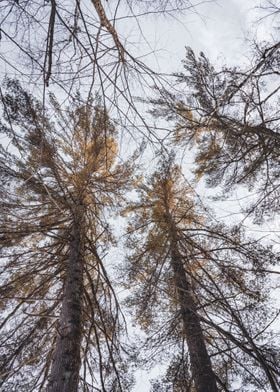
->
<box><xmin>44</xmin><ymin>0</ymin><xmax>56</xmax><ymax>87</ymax></box>
<box><xmin>90</xmin><ymin>0</ymin><xmax>125</xmax><ymax>62</ymax></box>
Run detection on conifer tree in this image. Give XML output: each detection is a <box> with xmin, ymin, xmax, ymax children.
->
<box><xmin>124</xmin><ymin>156</ymin><xmax>280</xmax><ymax>391</ymax></box>
<box><xmin>151</xmin><ymin>42</ymin><xmax>280</xmax><ymax>221</ymax></box>
<box><xmin>0</xmin><ymin>80</ymin><xmax>134</xmax><ymax>391</ymax></box>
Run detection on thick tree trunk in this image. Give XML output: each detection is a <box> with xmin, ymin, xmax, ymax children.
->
<box><xmin>162</xmin><ymin>188</ymin><xmax>218</xmax><ymax>392</ymax></box>
<box><xmin>171</xmin><ymin>244</ymin><xmax>218</xmax><ymax>392</ymax></box>
<box><xmin>47</xmin><ymin>211</ymin><xmax>84</xmax><ymax>392</ymax></box>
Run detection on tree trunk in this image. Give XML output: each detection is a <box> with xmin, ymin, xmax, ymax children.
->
<box><xmin>162</xmin><ymin>186</ymin><xmax>218</xmax><ymax>392</ymax></box>
<box><xmin>47</xmin><ymin>211</ymin><xmax>84</xmax><ymax>392</ymax></box>
<box><xmin>170</xmin><ymin>244</ymin><xmax>218</xmax><ymax>392</ymax></box>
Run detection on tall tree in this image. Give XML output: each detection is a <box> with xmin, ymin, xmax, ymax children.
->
<box><xmin>123</xmin><ymin>157</ymin><xmax>280</xmax><ymax>391</ymax></box>
<box><xmin>0</xmin><ymin>80</ymin><xmax>134</xmax><ymax>391</ymax></box>
<box><xmin>0</xmin><ymin>0</ymin><xmax>202</xmax><ymax>95</ymax></box>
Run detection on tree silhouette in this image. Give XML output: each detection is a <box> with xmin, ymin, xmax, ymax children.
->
<box><xmin>123</xmin><ymin>156</ymin><xmax>280</xmax><ymax>391</ymax></box>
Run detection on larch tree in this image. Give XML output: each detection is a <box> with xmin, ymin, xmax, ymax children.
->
<box><xmin>0</xmin><ymin>80</ymin><xmax>135</xmax><ymax>392</ymax></box>
<box><xmin>123</xmin><ymin>157</ymin><xmax>280</xmax><ymax>392</ymax></box>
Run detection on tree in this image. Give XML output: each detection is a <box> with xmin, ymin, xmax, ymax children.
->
<box><xmin>123</xmin><ymin>156</ymin><xmax>280</xmax><ymax>391</ymax></box>
<box><xmin>150</xmin><ymin>39</ymin><xmax>280</xmax><ymax>221</ymax></box>
<box><xmin>0</xmin><ymin>0</ymin><xmax>212</xmax><ymax>150</ymax></box>
<box><xmin>0</xmin><ymin>80</ymin><xmax>134</xmax><ymax>391</ymax></box>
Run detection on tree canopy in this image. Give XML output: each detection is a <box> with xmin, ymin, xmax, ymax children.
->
<box><xmin>0</xmin><ymin>0</ymin><xmax>279</xmax><ymax>391</ymax></box>
<box><xmin>0</xmin><ymin>80</ymin><xmax>135</xmax><ymax>391</ymax></box>
<box><xmin>123</xmin><ymin>157</ymin><xmax>280</xmax><ymax>391</ymax></box>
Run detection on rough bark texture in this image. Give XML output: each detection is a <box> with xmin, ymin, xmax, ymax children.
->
<box><xmin>170</xmin><ymin>244</ymin><xmax>218</xmax><ymax>392</ymax></box>
<box><xmin>163</xmin><ymin>196</ymin><xmax>218</xmax><ymax>392</ymax></box>
<box><xmin>47</xmin><ymin>210</ymin><xmax>84</xmax><ymax>392</ymax></box>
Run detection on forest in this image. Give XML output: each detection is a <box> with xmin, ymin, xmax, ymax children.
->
<box><xmin>0</xmin><ymin>0</ymin><xmax>279</xmax><ymax>391</ymax></box>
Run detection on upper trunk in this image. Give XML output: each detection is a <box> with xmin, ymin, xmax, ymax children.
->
<box><xmin>47</xmin><ymin>208</ymin><xmax>84</xmax><ymax>392</ymax></box>
<box><xmin>163</xmin><ymin>194</ymin><xmax>218</xmax><ymax>392</ymax></box>
<box><xmin>170</xmin><ymin>244</ymin><xmax>218</xmax><ymax>392</ymax></box>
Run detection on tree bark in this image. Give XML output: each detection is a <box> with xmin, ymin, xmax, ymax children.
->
<box><xmin>47</xmin><ymin>210</ymin><xmax>84</xmax><ymax>392</ymax></box>
<box><xmin>162</xmin><ymin>192</ymin><xmax>218</xmax><ymax>392</ymax></box>
<box><xmin>170</xmin><ymin>244</ymin><xmax>218</xmax><ymax>392</ymax></box>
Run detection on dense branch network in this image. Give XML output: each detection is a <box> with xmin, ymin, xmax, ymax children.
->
<box><xmin>0</xmin><ymin>1</ymin><xmax>279</xmax><ymax>391</ymax></box>
<box><xmin>0</xmin><ymin>80</ymin><xmax>135</xmax><ymax>391</ymax></box>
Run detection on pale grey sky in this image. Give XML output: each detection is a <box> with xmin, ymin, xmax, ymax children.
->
<box><xmin>116</xmin><ymin>0</ymin><xmax>265</xmax><ymax>75</ymax></box>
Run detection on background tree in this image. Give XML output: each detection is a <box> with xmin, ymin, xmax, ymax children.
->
<box><xmin>0</xmin><ymin>0</ymin><xmax>213</xmax><ymax>151</ymax></box>
<box><xmin>0</xmin><ymin>80</ymin><xmax>134</xmax><ymax>391</ymax></box>
<box><xmin>123</xmin><ymin>156</ymin><xmax>280</xmax><ymax>391</ymax></box>
<box><xmin>0</xmin><ymin>0</ymin><xmax>204</xmax><ymax>100</ymax></box>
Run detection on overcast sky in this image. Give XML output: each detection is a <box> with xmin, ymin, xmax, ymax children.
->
<box><xmin>117</xmin><ymin>0</ymin><xmax>272</xmax><ymax>75</ymax></box>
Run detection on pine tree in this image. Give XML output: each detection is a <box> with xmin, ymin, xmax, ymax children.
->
<box><xmin>0</xmin><ymin>80</ymin><xmax>134</xmax><ymax>391</ymax></box>
<box><xmin>123</xmin><ymin>156</ymin><xmax>280</xmax><ymax>391</ymax></box>
<box><xmin>150</xmin><ymin>43</ymin><xmax>280</xmax><ymax>221</ymax></box>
